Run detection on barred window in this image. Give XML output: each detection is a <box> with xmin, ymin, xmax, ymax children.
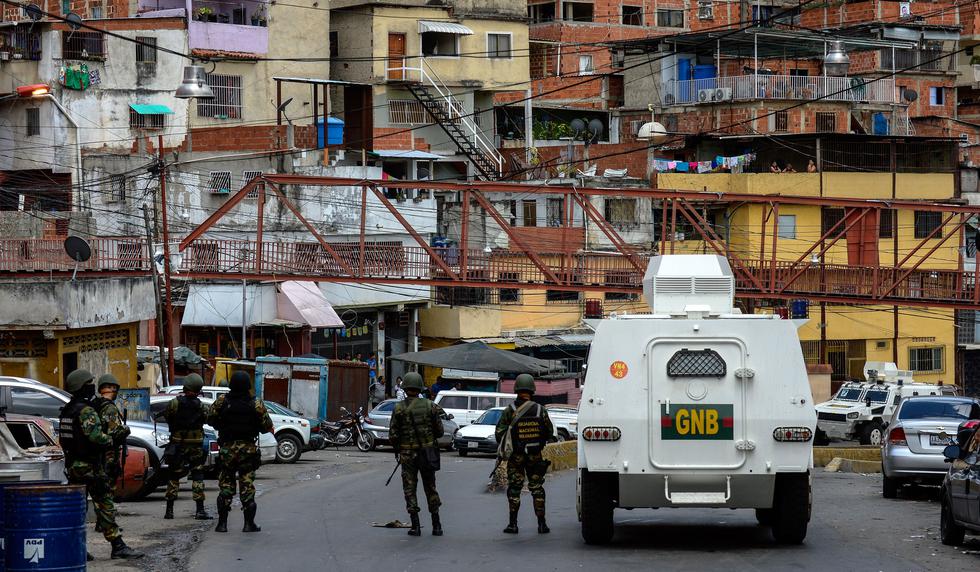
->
<box><xmin>26</xmin><ymin>108</ymin><xmax>40</xmax><ymax>137</ymax></box>
<box><xmin>622</xmin><ymin>6</ymin><xmax>643</xmax><ymax>26</ymax></box>
<box><xmin>498</xmin><ymin>271</ymin><xmax>520</xmax><ymax>303</ymax></box>
<box><xmin>136</xmin><ymin>36</ymin><xmax>157</xmax><ymax>64</ymax></box>
<box><xmin>197</xmin><ymin>74</ymin><xmax>243</xmax><ymax>119</ymax></box>
<box><xmin>667</xmin><ymin>349</ymin><xmax>727</xmax><ymax>377</ymax></box>
<box><xmin>242</xmin><ymin>171</ymin><xmax>264</xmax><ymax>199</ymax></box>
<box><xmin>109</xmin><ymin>174</ymin><xmax>127</xmax><ymax>202</ymax></box>
<box><xmin>909</xmin><ymin>347</ymin><xmax>943</xmax><ymax>372</ymax></box>
<box><xmin>815</xmin><ymin>111</ymin><xmax>837</xmax><ymax>132</ymax></box>
<box><xmin>914</xmin><ymin>211</ymin><xmax>943</xmax><ymax>239</ymax></box>
<box><xmin>129</xmin><ymin>109</ymin><xmax>166</xmax><ymax>130</ymax></box>
<box><xmin>62</xmin><ymin>30</ymin><xmax>105</xmax><ymax>60</ymax></box>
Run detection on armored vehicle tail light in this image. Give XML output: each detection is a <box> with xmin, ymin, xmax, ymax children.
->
<box><xmin>583</xmin><ymin>427</ymin><xmax>621</xmax><ymax>441</ymax></box>
<box><xmin>772</xmin><ymin>427</ymin><xmax>813</xmax><ymax>442</ymax></box>
<box><xmin>887</xmin><ymin>427</ymin><xmax>907</xmax><ymax>446</ymax></box>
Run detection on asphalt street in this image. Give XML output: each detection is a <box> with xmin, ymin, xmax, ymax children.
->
<box><xmin>187</xmin><ymin>454</ymin><xmax>980</xmax><ymax>572</ymax></box>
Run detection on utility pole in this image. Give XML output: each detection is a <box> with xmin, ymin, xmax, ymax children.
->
<box><xmin>143</xmin><ymin>205</ymin><xmax>170</xmax><ymax>389</ymax></box>
<box><xmin>157</xmin><ymin>134</ymin><xmax>177</xmax><ymax>383</ymax></box>
<box><xmin>242</xmin><ymin>279</ymin><xmax>248</xmax><ymax>360</ymax></box>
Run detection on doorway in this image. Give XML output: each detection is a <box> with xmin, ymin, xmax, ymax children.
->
<box><xmin>62</xmin><ymin>352</ymin><xmax>78</xmax><ymax>383</ymax></box>
<box><xmin>388</xmin><ymin>33</ymin><xmax>406</xmax><ymax>80</ymax></box>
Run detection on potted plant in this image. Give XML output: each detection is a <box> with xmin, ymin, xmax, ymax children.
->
<box><xmin>250</xmin><ymin>8</ymin><xmax>266</xmax><ymax>26</ymax></box>
<box><xmin>195</xmin><ymin>6</ymin><xmax>213</xmax><ymax>21</ymax></box>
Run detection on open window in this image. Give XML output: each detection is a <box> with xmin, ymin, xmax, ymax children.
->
<box><xmin>419</xmin><ymin>21</ymin><xmax>473</xmax><ymax>57</ymax></box>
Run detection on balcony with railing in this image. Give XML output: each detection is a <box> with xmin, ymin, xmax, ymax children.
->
<box><xmin>879</xmin><ymin>49</ymin><xmax>954</xmax><ymax>73</ymax></box>
<box><xmin>138</xmin><ymin>0</ymin><xmax>268</xmax><ymax>55</ymax></box>
<box><xmin>661</xmin><ymin>74</ymin><xmax>897</xmax><ymax>106</ymax></box>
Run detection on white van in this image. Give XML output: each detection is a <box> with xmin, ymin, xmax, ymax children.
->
<box><xmin>434</xmin><ymin>390</ymin><xmax>517</xmax><ymax>426</ymax></box>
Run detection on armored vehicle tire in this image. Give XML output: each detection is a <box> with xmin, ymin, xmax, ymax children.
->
<box><xmin>770</xmin><ymin>474</ymin><xmax>810</xmax><ymax>544</ymax></box>
<box><xmin>940</xmin><ymin>496</ymin><xmax>965</xmax><ymax>546</ymax></box>
<box><xmin>859</xmin><ymin>422</ymin><xmax>884</xmax><ymax>446</ymax></box>
<box><xmin>580</xmin><ymin>470</ymin><xmax>615</xmax><ymax>545</ymax></box>
<box><xmin>882</xmin><ymin>474</ymin><xmax>900</xmax><ymax>499</ymax></box>
<box><xmin>814</xmin><ymin>429</ymin><xmax>830</xmax><ymax>446</ymax></box>
<box><xmin>755</xmin><ymin>508</ymin><xmax>774</xmax><ymax>526</ymax></box>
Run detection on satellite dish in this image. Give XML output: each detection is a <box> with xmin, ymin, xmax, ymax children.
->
<box><xmin>24</xmin><ymin>4</ymin><xmax>43</xmax><ymax>21</ymax></box>
<box><xmin>65</xmin><ymin>13</ymin><xmax>83</xmax><ymax>31</ymax></box>
<box><xmin>570</xmin><ymin>118</ymin><xmax>586</xmax><ymax>137</ymax></box>
<box><xmin>903</xmin><ymin>88</ymin><xmax>918</xmax><ymax>102</ymax></box>
<box><xmin>64</xmin><ymin>236</ymin><xmax>91</xmax><ymax>262</ymax></box>
<box><xmin>588</xmin><ymin>118</ymin><xmax>604</xmax><ymax>141</ymax></box>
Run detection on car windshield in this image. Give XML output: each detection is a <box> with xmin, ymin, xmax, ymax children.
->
<box><xmin>375</xmin><ymin>401</ymin><xmax>397</xmax><ymax>413</ymax></box>
<box><xmin>865</xmin><ymin>389</ymin><xmax>889</xmax><ymax>403</ymax></box>
<box><xmin>836</xmin><ymin>387</ymin><xmax>864</xmax><ymax>401</ymax></box>
<box><xmin>265</xmin><ymin>402</ymin><xmax>301</xmax><ymax>417</ymax></box>
<box><xmin>475</xmin><ymin>409</ymin><xmax>503</xmax><ymax>425</ymax></box>
<box><xmin>898</xmin><ymin>400</ymin><xmax>977</xmax><ymax>420</ymax></box>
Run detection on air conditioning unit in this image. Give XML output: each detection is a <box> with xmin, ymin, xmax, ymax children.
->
<box><xmin>698</xmin><ymin>89</ymin><xmax>713</xmax><ymax>103</ymax></box>
<box><xmin>714</xmin><ymin>88</ymin><xmax>733</xmax><ymax>101</ymax></box>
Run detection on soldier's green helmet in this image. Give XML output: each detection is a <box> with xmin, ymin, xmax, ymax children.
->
<box><xmin>65</xmin><ymin>369</ymin><xmax>95</xmax><ymax>393</ymax></box>
<box><xmin>183</xmin><ymin>373</ymin><xmax>204</xmax><ymax>393</ymax></box>
<box><xmin>97</xmin><ymin>374</ymin><xmax>120</xmax><ymax>390</ymax></box>
<box><xmin>402</xmin><ymin>372</ymin><xmax>424</xmax><ymax>391</ymax></box>
<box><xmin>514</xmin><ymin>373</ymin><xmax>536</xmax><ymax>395</ymax></box>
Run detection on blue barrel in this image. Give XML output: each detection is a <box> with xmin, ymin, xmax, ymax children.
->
<box><xmin>791</xmin><ymin>299</ymin><xmax>809</xmax><ymax>319</ymax></box>
<box><xmin>693</xmin><ymin>64</ymin><xmax>718</xmax><ymax>89</ymax></box>
<box><xmin>0</xmin><ymin>482</ymin><xmax>60</xmax><ymax>572</ymax></box>
<box><xmin>2</xmin><ymin>485</ymin><xmax>87</xmax><ymax>572</ymax></box>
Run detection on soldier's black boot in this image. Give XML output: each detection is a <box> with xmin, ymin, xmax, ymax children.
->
<box><xmin>110</xmin><ymin>538</ymin><xmax>144</xmax><ymax>560</ymax></box>
<box><xmin>163</xmin><ymin>499</ymin><xmax>174</xmax><ymax>520</ymax></box>
<box><xmin>215</xmin><ymin>507</ymin><xmax>229</xmax><ymax>533</ymax></box>
<box><xmin>503</xmin><ymin>510</ymin><xmax>519</xmax><ymax>534</ymax></box>
<box><xmin>407</xmin><ymin>513</ymin><xmax>422</xmax><ymax>536</ymax></box>
<box><xmin>537</xmin><ymin>515</ymin><xmax>550</xmax><ymax>534</ymax></box>
<box><xmin>194</xmin><ymin>500</ymin><xmax>212</xmax><ymax>520</ymax></box>
<box><xmin>242</xmin><ymin>502</ymin><xmax>261</xmax><ymax>532</ymax></box>
<box><xmin>431</xmin><ymin>512</ymin><xmax>443</xmax><ymax>536</ymax></box>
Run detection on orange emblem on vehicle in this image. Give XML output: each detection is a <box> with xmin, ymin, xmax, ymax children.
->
<box><xmin>609</xmin><ymin>361</ymin><xmax>628</xmax><ymax>379</ymax></box>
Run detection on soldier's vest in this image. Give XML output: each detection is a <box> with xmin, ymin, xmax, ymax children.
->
<box><xmin>58</xmin><ymin>398</ymin><xmax>100</xmax><ymax>462</ymax></box>
<box><xmin>509</xmin><ymin>402</ymin><xmax>548</xmax><ymax>454</ymax></box>
<box><xmin>169</xmin><ymin>395</ymin><xmax>205</xmax><ymax>442</ymax></box>
<box><xmin>402</xmin><ymin>398</ymin><xmax>436</xmax><ymax>448</ymax></box>
<box><xmin>216</xmin><ymin>395</ymin><xmax>260</xmax><ymax>444</ymax></box>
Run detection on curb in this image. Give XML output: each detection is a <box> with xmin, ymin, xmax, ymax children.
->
<box><xmin>823</xmin><ymin>456</ymin><xmax>882</xmax><ymax>474</ymax></box>
<box><xmin>814</xmin><ymin>446</ymin><xmax>881</xmax><ymax>467</ymax></box>
<box><xmin>487</xmin><ymin>440</ymin><xmax>578</xmax><ymax>491</ymax></box>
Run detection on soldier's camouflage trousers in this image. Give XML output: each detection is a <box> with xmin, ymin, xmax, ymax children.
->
<box><xmin>165</xmin><ymin>443</ymin><xmax>207</xmax><ymax>502</ymax></box>
<box><xmin>66</xmin><ymin>461</ymin><xmax>121</xmax><ymax>542</ymax></box>
<box><xmin>506</xmin><ymin>451</ymin><xmax>548</xmax><ymax>517</ymax></box>
<box><xmin>216</xmin><ymin>441</ymin><xmax>261</xmax><ymax>512</ymax></box>
<box><xmin>399</xmin><ymin>450</ymin><xmax>441</xmax><ymax>515</ymax></box>
<box><xmin>103</xmin><ymin>450</ymin><xmax>121</xmax><ymax>493</ymax></box>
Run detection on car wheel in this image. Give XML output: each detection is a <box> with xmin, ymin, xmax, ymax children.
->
<box><xmin>770</xmin><ymin>473</ymin><xmax>810</xmax><ymax>544</ymax></box>
<box><xmin>859</xmin><ymin>422</ymin><xmax>883</xmax><ymax>446</ymax></box>
<box><xmin>940</xmin><ymin>496</ymin><xmax>965</xmax><ymax>546</ymax></box>
<box><xmin>882</xmin><ymin>473</ymin><xmax>900</xmax><ymax>499</ymax></box>
<box><xmin>581</xmin><ymin>469</ymin><xmax>615</xmax><ymax>545</ymax></box>
<box><xmin>755</xmin><ymin>508</ymin><xmax>773</xmax><ymax>526</ymax></box>
<box><xmin>458</xmin><ymin>448</ymin><xmax>468</xmax><ymax>457</ymax></box>
<box><xmin>557</xmin><ymin>429</ymin><xmax>571</xmax><ymax>442</ymax></box>
<box><xmin>814</xmin><ymin>428</ymin><xmax>831</xmax><ymax>446</ymax></box>
<box><xmin>276</xmin><ymin>433</ymin><xmax>302</xmax><ymax>464</ymax></box>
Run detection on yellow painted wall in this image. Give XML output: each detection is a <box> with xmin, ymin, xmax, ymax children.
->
<box><xmin>373</xmin><ymin>7</ymin><xmax>530</xmax><ymax>90</ymax></box>
<box><xmin>660</xmin><ymin>172</ymin><xmax>953</xmax><ymax>200</ymax></box>
<box><xmin>419</xmin><ymin>306</ymin><xmax>502</xmax><ymax>339</ymax></box>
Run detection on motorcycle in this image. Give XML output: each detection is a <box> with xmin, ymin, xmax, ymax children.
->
<box><xmin>319</xmin><ymin>406</ymin><xmax>375</xmax><ymax>452</ymax></box>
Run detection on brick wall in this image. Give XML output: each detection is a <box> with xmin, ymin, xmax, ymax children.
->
<box><xmin>372</xmin><ymin>127</ymin><xmax>413</xmax><ymax>151</ymax></box>
<box><xmin>131</xmin><ymin>125</ymin><xmax>316</xmax><ymax>153</ymax></box>
<box><xmin>800</xmin><ymin>0</ymin><xmax>960</xmax><ymax>28</ymax></box>
<box><xmin>501</xmin><ymin>142</ymin><xmax>651</xmax><ymax>179</ymax></box>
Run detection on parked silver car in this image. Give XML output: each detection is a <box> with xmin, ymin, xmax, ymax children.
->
<box><xmin>363</xmin><ymin>399</ymin><xmax>459</xmax><ymax>451</ymax></box>
<box><xmin>882</xmin><ymin>395</ymin><xmax>980</xmax><ymax>498</ymax></box>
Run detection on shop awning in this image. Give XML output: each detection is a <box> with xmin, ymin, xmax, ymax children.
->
<box><xmin>418</xmin><ymin>20</ymin><xmax>473</xmax><ymax>35</ymax></box>
<box><xmin>129</xmin><ymin>103</ymin><xmax>174</xmax><ymax>115</ymax></box>
<box><xmin>277</xmin><ymin>281</ymin><xmax>343</xmax><ymax>328</ymax></box>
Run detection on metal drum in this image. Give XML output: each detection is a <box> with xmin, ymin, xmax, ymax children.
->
<box><xmin>2</xmin><ymin>485</ymin><xmax>86</xmax><ymax>572</ymax></box>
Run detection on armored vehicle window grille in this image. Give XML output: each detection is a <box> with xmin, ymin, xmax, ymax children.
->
<box><xmin>667</xmin><ymin>349</ymin><xmax>726</xmax><ymax>377</ymax></box>
<box><xmin>817</xmin><ymin>412</ymin><xmax>847</xmax><ymax>422</ymax></box>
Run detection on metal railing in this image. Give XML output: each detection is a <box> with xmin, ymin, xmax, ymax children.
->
<box><xmin>662</xmin><ymin>75</ymin><xmax>896</xmax><ymax>105</ymax></box>
<box><xmin>880</xmin><ymin>50</ymin><xmax>953</xmax><ymax>72</ymax></box>
<box><xmin>385</xmin><ymin>58</ymin><xmax>503</xmax><ymax>176</ymax></box>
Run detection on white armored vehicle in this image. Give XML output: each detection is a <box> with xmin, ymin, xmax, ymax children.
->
<box><xmin>577</xmin><ymin>255</ymin><xmax>816</xmax><ymax>545</ymax></box>
<box><xmin>815</xmin><ymin>363</ymin><xmax>956</xmax><ymax>445</ymax></box>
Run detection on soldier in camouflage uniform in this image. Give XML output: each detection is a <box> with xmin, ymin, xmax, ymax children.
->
<box><xmin>59</xmin><ymin>369</ymin><xmax>143</xmax><ymax>560</ymax></box>
<box><xmin>156</xmin><ymin>373</ymin><xmax>212</xmax><ymax>520</ymax></box>
<box><xmin>495</xmin><ymin>374</ymin><xmax>554</xmax><ymax>534</ymax></box>
<box><xmin>207</xmin><ymin>371</ymin><xmax>274</xmax><ymax>533</ymax></box>
<box><xmin>389</xmin><ymin>372</ymin><xmax>445</xmax><ymax>537</ymax></box>
<box><xmin>92</xmin><ymin>374</ymin><xmax>130</xmax><ymax>496</ymax></box>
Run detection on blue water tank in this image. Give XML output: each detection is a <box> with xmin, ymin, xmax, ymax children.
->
<box><xmin>2</xmin><ymin>484</ymin><xmax>87</xmax><ymax>572</ymax></box>
<box><xmin>872</xmin><ymin>112</ymin><xmax>889</xmax><ymax>135</ymax></box>
<box><xmin>316</xmin><ymin>117</ymin><xmax>345</xmax><ymax>148</ymax></box>
<box><xmin>693</xmin><ymin>65</ymin><xmax>718</xmax><ymax>90</ymax></box>
<box><xmin>791</xmin><ymin>299</ymin><xmax>810</xmax><ymax>319</ymax></box>
<box><xmin>677</xmin><ymin>58</ymin><xmax>692</xmax><ymax>103</ymax></box>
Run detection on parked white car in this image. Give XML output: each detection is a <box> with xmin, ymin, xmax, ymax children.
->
<box><xmin>545</xmin><ymin>404</ymin><xmax>579</xmax><ymax>440</ymax></box>
<box><xmin>162</xmin><ymin>384</ymin><xmax>229</xmax><ymax>401</ymax></box>
<box><xmin>434</xmin><ymin>390</ymin><xmax>517</xmax><ymax>426</ymax></box>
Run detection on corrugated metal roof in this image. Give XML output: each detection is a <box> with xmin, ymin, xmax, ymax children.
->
<box><xmin>129</xmin><ymin>103</ymin><xmax>174</xmax><ymax>115</ymax></box>
<box><xmin>418</xmin><ymin>20</ymin><xmax>473</xmax><ymax>35</ymax></box>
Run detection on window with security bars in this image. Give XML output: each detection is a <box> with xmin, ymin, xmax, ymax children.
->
<box><xmin>604</xmin><ymin>198</ymin><xmax>637</xmax><ymax>229</ymax></box>
<box><xmin>135</xmin><ymin>37</ymin><xmax>157</xmax><ymax>64</ymax></box>
<box><xmin>622</xmin><ymin>6</ymin><xmax>643</xmax><ymax>25</ymax></box>
<box><xmin>667</xmin><ymin>349</ymin><xmax>727</xmax><ymax>377</ymax></box>
<box><xmin>879</xmin><ymin>209</ymin><xmax>895</xmax><ymax>238</ymax></box>
<box><xmin>697</xmin><ymin>0</ymin><xmax>713</xmax><ymax>19</ymax></box>
<box><xmin>914</xmin><ymin>210</ymin><xmax>943</xmax><ymax>239</ymax></box>
<box><xmin>26</xmin><ymin>108</ymin><xmax>40</xmax><ymax>137</ymax></box>
<box><xmin>2</xmin><ymin>27</ymin><xmax>42</xmax><ymax>60</ymax></box>
<box><xmin>498</xmin><ymin>271</ymin><xmax>520</xmax><ymax>303</ymax></box>
<box><xmin>604</xmin><ymin>270</ymin><xmax>638</xmax><ymax>301</ymax></box>
<box><xmin>129</xmin><ymin>109</ymin><xmax>166</xmax><ymax>130</ymax></box>
<box><xmin>206</xmin><ymin>171</ymin><xmax>233</xmax><ymax>194</ymax></box>
<box><xmin>242</xmin><ymin>171</ymin><xmax>264</xmax><ymax>199</ymax></box>
<box><xmin>546</xmin><ymin>197</ymin><xmax>564</xmax><ymax>227</ymax></box>
<box><xmin>821</xmin><ymin>207</ymin><xmax>846</xmax><ymax>239</ymax></box>
<box><xmin>546</xmin><ymin>289</ymin><xmax>580</xmax><ymax>303</ymax></box>
<box><xmin>774</xmin><ymin>110</ymin><xmax>788</xmax><ymax>132</ymax></box>
<box><xmin>197</xmin><ymin>74</ymin><xmax>243</xmax><ymax>119</ymax></box>
<box><xmin>815</xmin><ymin>112</ymin><xmax>837</xmax><ymax>132</ymax></box>
<box><xmin>62</xmin><ymin>30</ymin><xmax>105</xmax><ymax>60</ymax></box>
<box><xmin>109</xmin><ymin>175</ymin><xmax>127</xmax><ymax>202</ymax></box>
<box><xmin>909</xmin><ymin>347</ymin><xmax>943</xmax><ymax>372</ymax></box>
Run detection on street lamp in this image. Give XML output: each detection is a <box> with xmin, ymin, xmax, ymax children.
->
<box><xmin>175</xmin><ymin>64</ymin><xmax>215</xmax><ymax>99</ymax></box>
<box><xmin>824</xmin><ymin>41</ymin><xmax>851</xmax><ymax>77</ymax></box>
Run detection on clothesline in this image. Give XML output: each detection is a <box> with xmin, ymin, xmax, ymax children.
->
<box><xmin>654</xmin><ymin>153</ymin><xmax>757</xmax><ymax>174</ymax></box>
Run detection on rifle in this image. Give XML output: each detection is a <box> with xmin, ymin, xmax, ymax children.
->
<box><xmin>119</xmin><ymin>408</ymin><xmax>129</xmax><ymax>489</ymax></box>
<box><xmin>489</xmin><ymin>457</ymin><xmax>503</xmax><ymax>480</ymax></box>
<box><xmin>385</xmin><ymin>458</ymin><xmax>401</xmax><ymax>486</ymax></box>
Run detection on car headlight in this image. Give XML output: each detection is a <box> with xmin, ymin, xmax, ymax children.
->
<box><xmin>846</xmin><ymin>412</ymin><xmax>859</xmax><ymax>420</ymax></box>
<box><xmin>300</xmin><ymin>420</ymin><xmax>309</xmax><ymax>427</ymax></box>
